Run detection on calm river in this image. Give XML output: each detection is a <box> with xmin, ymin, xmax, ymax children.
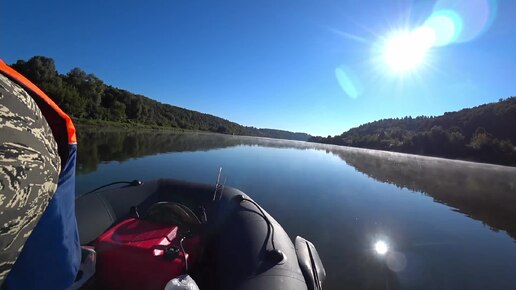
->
<box><xmin>76</xmin><ymin>130</ymin><xmax>516</xmax><ymax>290</ymax></box>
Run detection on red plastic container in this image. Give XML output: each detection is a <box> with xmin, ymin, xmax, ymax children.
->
<box><xmin>95</xmin><ymin>218</ymin><xmax>200</xmax><ymax>290</ymax></box>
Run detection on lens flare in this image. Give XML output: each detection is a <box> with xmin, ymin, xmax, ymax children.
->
<box><xmin>433</xmin><ymin>0</ymin><xmax>497</xmax><ymax>43</ymax></box>
<box><xmin>335</xmin><ymin>67</ymin><xmax>361</xmax><ymax>99</ymax></box>
<box><xmin>423</xmin><ymin>10</ymin><xmax>463</xmax><ymax>47</ymax></box>
<box><xmin>386</xmin><ymin>251</ymin><xmax>407</xmax><ymax>272</ymax></box>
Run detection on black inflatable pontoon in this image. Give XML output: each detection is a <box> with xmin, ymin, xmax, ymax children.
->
<box><xmin>75</xmin><ymin>179</ymin><xmax>326</xmax><ymax>290</ymax></box>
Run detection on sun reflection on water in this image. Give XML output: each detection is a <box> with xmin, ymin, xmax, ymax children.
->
<box><xmin>374</xmin><ymin>240</ymin><xmax>389</xmax><ymax>255</ymax></box>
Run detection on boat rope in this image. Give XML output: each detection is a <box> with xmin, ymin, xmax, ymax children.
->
<box><xmin>77</xmin><ymin>180</ymin><xmax>143</xmax><ymax>199</ymax></box>
<box><xmin>238</xmin><ymin>196</ymin><xmax>276</xmax><ymax>250</ymax></box>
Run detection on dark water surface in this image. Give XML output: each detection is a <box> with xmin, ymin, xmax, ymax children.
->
<box><xmin>76</xmin><ymin>130</ymin><xmax>516</xmax><ymax>290</ymax></box>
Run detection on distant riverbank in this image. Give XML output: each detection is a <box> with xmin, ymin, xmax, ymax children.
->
<box><xmin>310</xmin><ymin>97</ymin><xmax>516</xmax><ymax>167</ymax></box>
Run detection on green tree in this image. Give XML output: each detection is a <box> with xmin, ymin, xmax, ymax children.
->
<box><xmin>65</xmin><ymin>68</ymin><xmax>105</xmax><ymax>118</ymax></box>
<box><xmin>126</xmin><ymin>98</ymin><xmax>143</xmax><ymax>120</ymax></box>
<box><xmin>469</xmin><ymin>127</ymin><xmax>492</xmax><ymax>150</ymax></box>
<box><xmin>110</xmin><ymin>101</ymin><xmax>126</xmax><ymax>121</ymax></box>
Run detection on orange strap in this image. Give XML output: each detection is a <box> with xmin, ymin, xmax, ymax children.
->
<box><xmin>0</xmin><ymin>59</ymin><xmax>77</xmax><ymax>144</ymax></box>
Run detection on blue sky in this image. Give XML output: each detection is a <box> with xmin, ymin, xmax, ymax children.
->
<box><xmin>1</xmin><ymin>0</ymin><xmax>514</xmax><ymax>136</ymax></box>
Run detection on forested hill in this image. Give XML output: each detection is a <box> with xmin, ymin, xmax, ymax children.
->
<box><xmin>310</xmin><ymin>98</ymin><xmax>516</xmax><ymax>166</ymax></box>
<box><xmin>10</xmin><ymin>56</ymin><xmax>311</xmax><ymax>141</ymax></box>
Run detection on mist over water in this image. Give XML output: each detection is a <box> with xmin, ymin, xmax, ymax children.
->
<box><xmin>76</xmin><ymin>130</ymin><xmax>516</xmax><ymax>290</ymax></box>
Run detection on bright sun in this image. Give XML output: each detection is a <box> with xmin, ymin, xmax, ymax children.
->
<box><xmin>382</xmin><ymin>27</ymin><xmax>435</xmax><ymax>73</ymax></box>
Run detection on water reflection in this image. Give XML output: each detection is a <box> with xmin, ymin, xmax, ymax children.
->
<box><xmin>76</xmin><ymin>128</ymin><xmax>317</xmax><ymax>174</ymax></box>
<box><xmin>77</xmin><ymin>129</ymin><xmax>237</xmax><ymax>174</ymax></box>
<box><xmin>329</xmin><ymin>148</ymin><xmax>516</xmax><ymax>240</ymax></box>
<box><xmin>374</xmin><ymin>240</ymin><xmax>389</xmax><ymax>255</ymax></box>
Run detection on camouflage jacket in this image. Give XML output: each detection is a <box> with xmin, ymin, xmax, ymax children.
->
<box><xmin>0</xmin><ymin>73</ymin><xmax>60</xmax><ymax>285</ymax></box>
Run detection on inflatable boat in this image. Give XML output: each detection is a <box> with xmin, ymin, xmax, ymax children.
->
<box><xmin>75</xmin><ymin>178</ymin><xmax>326</xmax><ymax>290</ymax></box>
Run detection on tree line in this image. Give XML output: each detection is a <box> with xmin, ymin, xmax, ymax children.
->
<box><xmin>310</xmin><ymin>97</ymin><xmax>516</xmax><ymax>166</ymax></box>
<box><xmin>11</xmin><ymin>56</ymin><xmax>311</xmax><ymax>141</ymax></box>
